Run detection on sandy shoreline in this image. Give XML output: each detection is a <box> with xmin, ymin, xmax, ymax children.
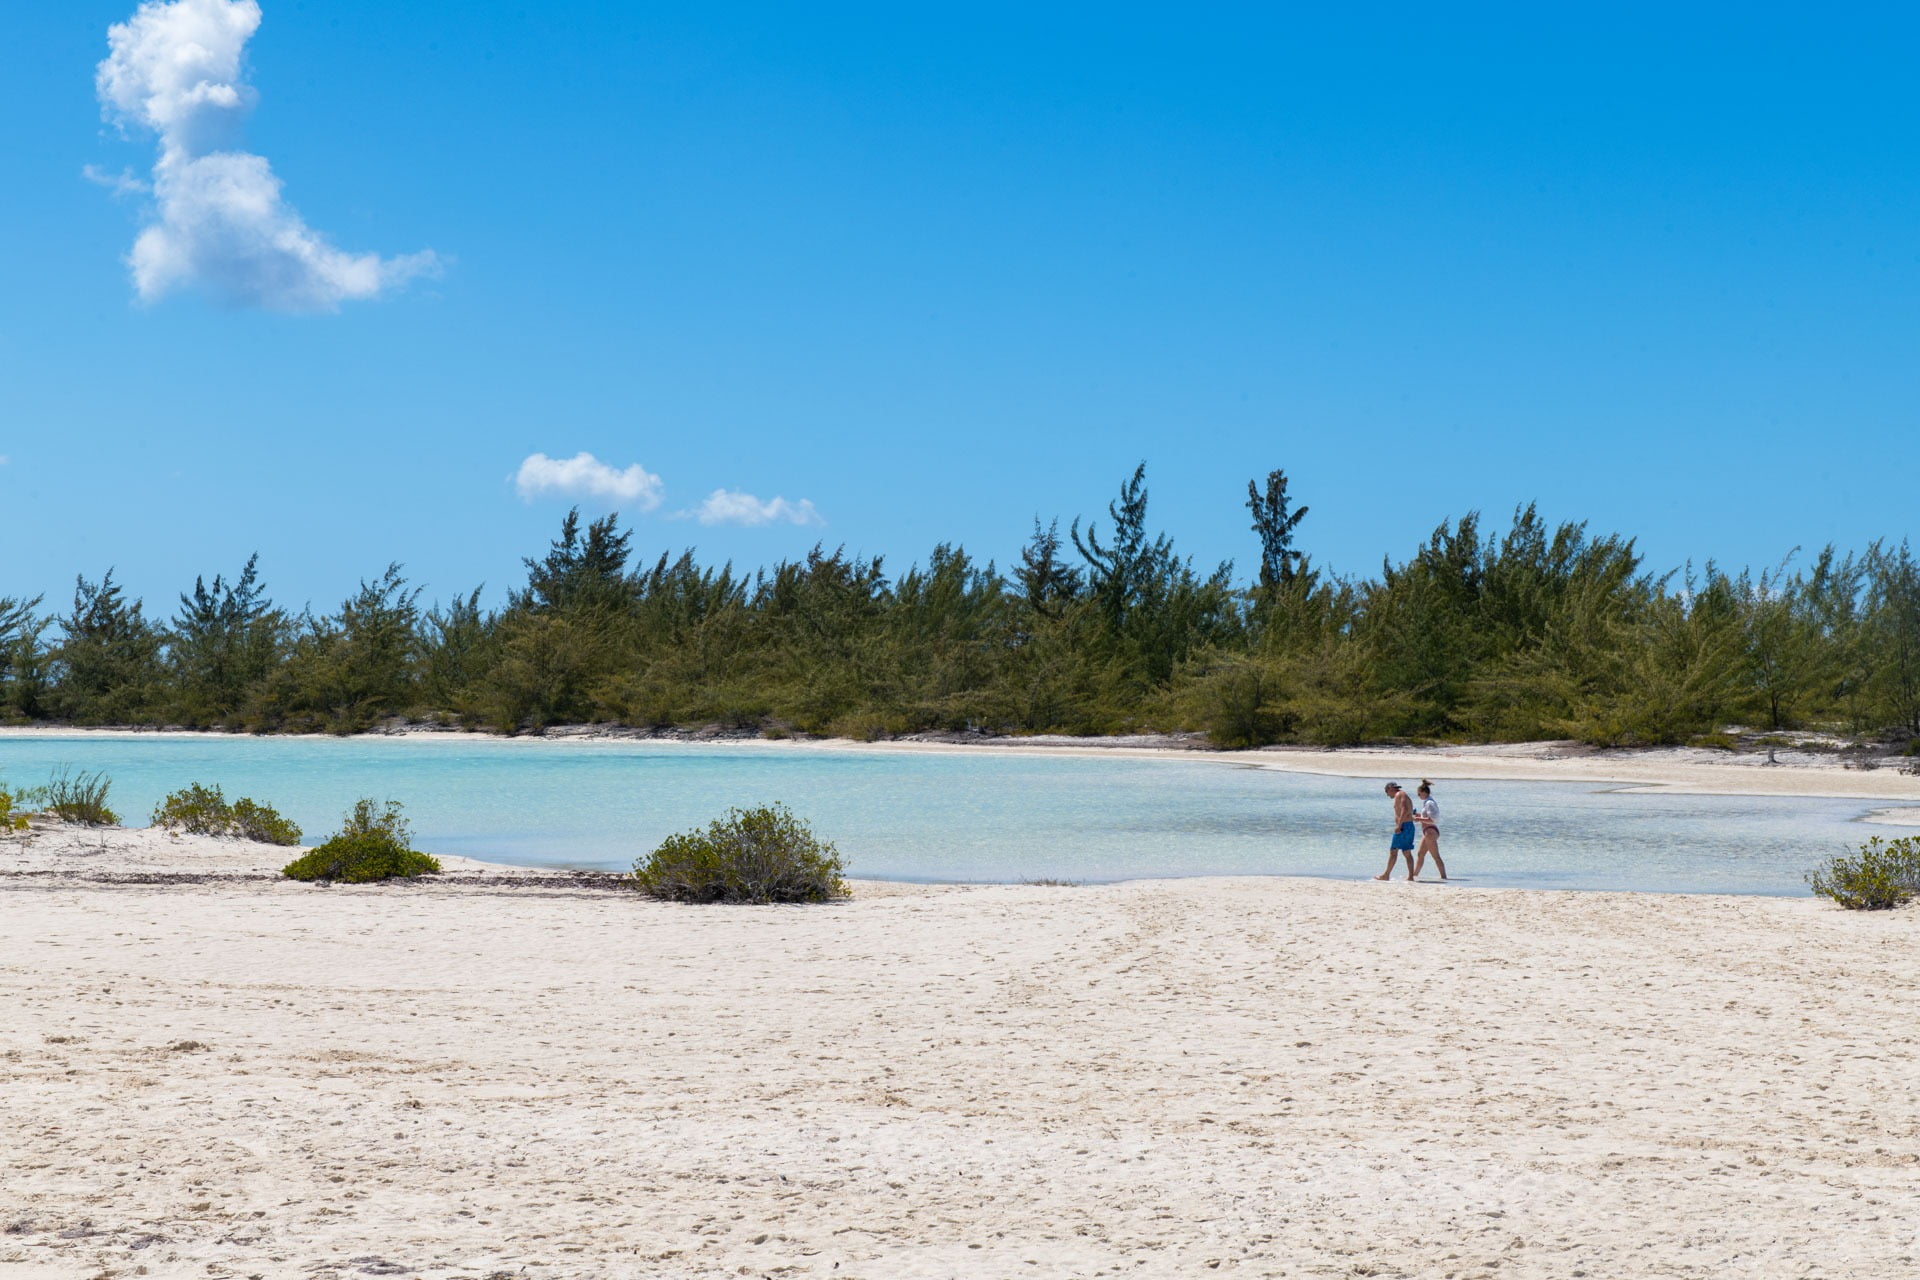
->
<box><xmin>3</xmin><ymin>827</ymin><xmax>1919</xmax><ymax>1278</ymax></box>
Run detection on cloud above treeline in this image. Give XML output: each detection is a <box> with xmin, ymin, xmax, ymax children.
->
<box><xmin>94</xmin><ymin>0</ymin><xmax>437</xmax><ymax>311</ymax></box>
<box><xmin>513</xmin><ymin>452</ymin><xmax>824</xmax><ymax>528</ymax></box>
<box><xmin>515</xmin><ymin>453</ymin><xmax>665</xmax><ymax>509</ymax></box>
<box><xmin>693</xmin><ymin>490</ymin><xmax>823</xmax><ymax>527</ymax></box>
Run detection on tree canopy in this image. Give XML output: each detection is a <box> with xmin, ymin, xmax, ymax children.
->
<box><xmin>5</xmin><ymin>472</ymin><xmax>1917</xmax><ymax>749</ymax></box>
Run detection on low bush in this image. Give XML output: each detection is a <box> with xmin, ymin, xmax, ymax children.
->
<box><xmin>281</xmin><ymin>798</ymin><xmax>440</xmax><ymax>884</ymax></box>
<box><xmin>633</xmin><ymin>803</ymin><xmax>847</xmax><ymax>904</ymax></box>
<box><xmin>150</xmin><ymin>782</ymin><xmax>228</xmax><ymax>834</ymax></box>
<box><xmin>230</xmin><ymin>797</ymin><xmax>302</xmax><ymax>845</ymax></box>
<box><xmin>152</xmin><ymin>783</ymin><xmax>302</xmax><ymax>845</ymax></box>
<box><xmin>1808</xmin><ymin>835</ymin><xmax>1920</xmax><ymax>910</ymax></box>
<box><xmin>0</xmin><ymin>784</ymin><xmax>27</xmax><ymax>834</ymax></box>
<box><xmin>35</xmin><ymin>767</ymin><xmax>119</xmax><ymax>826</ymax></box>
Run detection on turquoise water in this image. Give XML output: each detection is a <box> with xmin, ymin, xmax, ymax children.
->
<box><xmin>0</xmin><ymin>733</ymin><xmax>1880</xmax><ymax>894</ymax></box>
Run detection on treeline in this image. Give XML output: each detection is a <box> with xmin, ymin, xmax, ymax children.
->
<box><xmin>2</xmin><ymin>464</ymin><xmax>1917</xmax><ymax>747</ymax></box>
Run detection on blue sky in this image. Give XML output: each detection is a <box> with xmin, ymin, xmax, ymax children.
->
<box><xmin>2</xmin><ymin>1</ymin><xmax>1915</xmax><ymax>616</ymax></box>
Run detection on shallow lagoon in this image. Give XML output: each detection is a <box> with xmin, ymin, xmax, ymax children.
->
<box><xmin>0</xmin><ymin>733</ymin><xmax>1878</xmax><ymax>894</ymax></box>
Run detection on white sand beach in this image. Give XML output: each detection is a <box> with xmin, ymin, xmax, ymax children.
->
<box><xmin>4</xmin><ymin>821</ymin><xmax>1919</xmax><ymax>1279</ymax></box>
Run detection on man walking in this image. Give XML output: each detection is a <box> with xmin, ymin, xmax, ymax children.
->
<box><xmin>1374</xmin><ymin>782</ymin><xmax>1417</xmax><ymax>881</ymax></box>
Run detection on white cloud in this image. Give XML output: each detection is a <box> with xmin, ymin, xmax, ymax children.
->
<box><xmin>694</xmin><ymin>489</ymin><xmax>824</xmax><ymax>528</ymax></box>
<box><xmin>515</xmin><ymin>453</ymin><xmax>664</xmax><ymax>510</ymax></box>
<box><xmin>94</xmin><ymin>0</ymin><xmax>437</xmax><ymax>311</ymax></box>
<box><xmin>82</xmin><ymin>164</ymin><xmax>148</xmax><ymax>197</ymax></box>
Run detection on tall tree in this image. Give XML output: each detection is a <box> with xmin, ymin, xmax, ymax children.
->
<box><xmin>1865</xmin><ymin>540</ymin><xmax>1920</xmax><ymax>734</ymax></box>
<box><xmin>170</xmin><ymin>554</ymin><xmax>284</xmax><ymax>726</ymax></box>
<box><xmin>1072</xmin><ymin>463</ymin><xmax>1164</xmax><ymax>631</ymax></box>
<box><xmin>1014</xmin><ymin>518</ymin><xmax>1082</xmax><ymax>619</ymax></box>
<box><xmin>52</xmin><ymin>570</ymin><xmax>164</xmax><ymax>724</ymax></box>
<box><xmin>1246</xmin><ymin>469</ymin><xmax>1309</xmax><ymax>590</ymax></box>
<box><xmin>264</xmin><ymin>565</ymin><xmax>423</xmax><ymax>732</ymax></box>
<box><xmin>517</xmin><ymin>507</ymin><xmax>635</xmax><ymax>615</ymax></box>
<box><xmin>419</xmin><ymin>586</ymin><xmax>494</xmax><ymax>712</ymax></box>
<box><xmin>0</xmin><ymin>594</ymin><xmax>48</xmax><ymax>721</ymax></box>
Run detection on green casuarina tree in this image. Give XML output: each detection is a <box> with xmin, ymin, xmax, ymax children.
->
<box><xmin>50</xmin><ymin>570</ymin><xmax>164</xmax><ymax>724</ymax></box>
<box><xmin>418</xmin><ymin>586</ymin><xmax>494</xmax><ymax>714</ymax></box>
<box><xmin>1863</xmin><ymin>540</ymin><xmax>1920</xmax><ymax>735</ymax></box>
<box><xmin>515</xmin><ymin>507</ymin><xmax>635</xmax><ymax>616</ymax></box>
<box><xmin>0</xmin><ymin>594</ymin><xmax>49</xmax><ymax>721</ymax></box>
<box><xmin>333</xmin><ymin>564</ymin><xmax>426</xmax><ymax>720</ymax></box>
<box><xmin>752</xmin><ymin>546</ymin><xmax>892</xmax><ymax>733</ymax></box>
<box><xmin>1071</xmin><ymin>463</ymin><xmax>1161</xmax><ymax>634</ymax></box>
<box><xmin>1604</xmin><ymin>566</ymin><xmax>1747</xmax><ymax>744</ymax></box>
<box><xmin>1246</xmin><ymin>469</ymin><xmax>1309</xmax><ymax>591</ymax></box>
<box><xmin>7</xmin><ymin>476</ymin><xmax>1920</xmax><ymax>748</ymax></box>
<box><xmin>1014</xmin><ymin>518</ymin><xmax>1082</xmax><ymax>620</ymax></box>
<box><xmin>1072</xmin><ymin>463</ymin><xmax>1237</xmax><ymax>690</ymax></box>
<box><xmin>261</xmin><ymin>565</ymin><xmax>423</xmax><ymax>732</ymax></box>
<box><xmin>168</xmin><ymin>554</ymin><xmax>286</xmax><ymax>727</ymax></box>
<box><xmin>1736</xmin><ymin>555</ymin><xmax>1831</xmax><ymax>731</ymax></box>
<box><xmin>882</xmin><ymin>544</ymin><xmax>1012</xmax><ymax>730</ymax></box>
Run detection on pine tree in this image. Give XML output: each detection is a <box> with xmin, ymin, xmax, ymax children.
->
<box><xmin>1246</xmin><ymin>469</ymin><xmax>1309</xmax><ymax>590</ymax></box>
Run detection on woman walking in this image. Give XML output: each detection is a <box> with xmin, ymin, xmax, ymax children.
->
<box><xmin>1410</xmin><ymin>780</ymin><xmax>1447</xmax><ymax>881</ymax></box>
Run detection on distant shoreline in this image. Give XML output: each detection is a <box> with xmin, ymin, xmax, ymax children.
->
<box><xmin>2</xmin><ymin>721</ymin><xmax>1918</xmax><ymax>806</ymax></box>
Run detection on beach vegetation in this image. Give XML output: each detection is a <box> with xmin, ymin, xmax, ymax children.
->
<box><xmin>632</xmin><ymin>803</ymin><xmax>847</xmax><ymax>903</ymax></box>
<box><xmin>152</xmin><ymin>783</ymin><xmax>302</xmax><ymax>845</ymax></box>
<box><xmin>230</xmin><ymin>797</ymin><xmax>303</xmax><ymax>845</ymax></box>
<box><xmin>151</xmin><ymin>782</ymin><xmax>227</xmax><ymax>833</ymax></box>
<box><xmin>49</xmin><ymin>571</ymin><xmax>164</xmax><ymax>725</ymax></box>
<box><xmin>281</xmin><ymin>798</ymin><xmax>439</xmax><ymax>883</ymax></box>
<box><xmin>4</xmin><ymin>472</ymin><xmax>1920</xmax><ymax>752</ymax></box>
<box><xmin>31</xmin><ymin>767</ymin><xmax>119</xmax><ymax>826</ymax></box>
<box><xmin>0</xmin><ymin>784</ymin><xmax>28</xmax><ymax>833</ymax></box>
<box><xmin>168</xmin><ymin>556</ymin><xmax>286</xmax><ymax>728</ymax></box>
<box><xmin>0</xmin><ymin>594</ymin><xmax>52</xmax><ymax>724</ymax></box>
<box><xmin>1247</xmin><ymin>468</ymin><xmax>1310</xmax><ymax>595</ymax></box>
<box><xmin>258</xmin><ymin>565</ymin><xmax>424</xmax><ymax>734</ymax></box>
<box><xmin>1808</xmin><ymin>835</ymin><xmax>1920</xmax><ymax>910</ymax></box>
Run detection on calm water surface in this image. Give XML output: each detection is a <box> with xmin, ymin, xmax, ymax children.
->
<box><xmin>0</xmin><ymin>734</ymin><xmax>1880</xmax><ymax>894</ymax></box>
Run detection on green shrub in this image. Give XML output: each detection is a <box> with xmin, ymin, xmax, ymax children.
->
<box><xmin>1808</xmin><ymin>835</ymin><xmax>1920</xmax><ymax>910</ymax></box>
<box><xmin>230</xmin><ymin>797</ymin><xmax>302</xmax><ymax>845</ymax></box>
<box><xmin>825</xmin><ymin>710</ymin><xmax>910</xmax><ymax>742</ymax></box>
<box><xmin>1190</xmin><ymin>658</ymin><xmax>1284</xmax><ymax>749</ymax></box>
<box><xmin>152</xmin><ymin>783</ymin><xmax>302</xmax><ymax>845</ymax></box>
<box><xmin>633</xmin><ymin>804</ymin><xmax>847</xmax><ymax>904</ymax></box>
<box><xmin>151</xmin><ymin>782</ymin><xmax>229</xmax><ymax>834</ymax></box>
<box><xmin>34</xmin><ymin>767</ymin><xmax>119</xmax><ymax>826</ymax></box>
<box><xmin>0</xmin><ymin>784</ymin><xmax>27</xmax><ymax>834</ymax></box>
<box><xmin>282</xmin><ymin>798</ymin><xmax>440</xmax><ymax>883</ymax></box>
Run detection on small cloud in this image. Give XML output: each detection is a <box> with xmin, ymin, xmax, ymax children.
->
<box><xmin>515</xmin><ymin>452</ymin><xmax>664</xmax><ymax>509</ymax></box>
<box><xmin>82</xmin><ymin>164</ymin><xmax>148</xmax><ymax>197</ymax></box>
<box><xmin>93</xmin><ymin>0</ymin><xmax>436</xmax><ymax>311</ymax></box>
<box><xmin>693</xmin><ymin>489</ymin><xmax>823</xmax><ymax>528</ymax></box>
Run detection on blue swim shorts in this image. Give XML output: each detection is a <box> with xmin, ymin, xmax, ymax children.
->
<box><xmin>1390</xmin><ymin>821</ymin><xmax>1416</xmax><ymax>851</ymax></box>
